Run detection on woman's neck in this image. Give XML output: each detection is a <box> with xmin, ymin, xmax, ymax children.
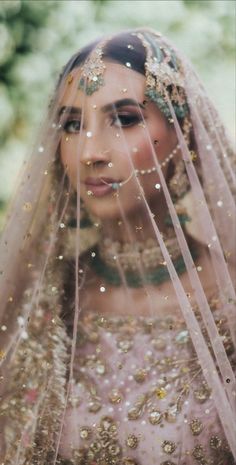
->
<box><xmin>99</xmin><ymin>194</ymin><xmax>169</xmax><ymax>244</ymax></box>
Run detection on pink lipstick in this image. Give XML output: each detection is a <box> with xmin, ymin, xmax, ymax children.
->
<box><xmin>84</xmin><ymin>177</ymin><xmax>121</xmax><ymax>197</ymax></box>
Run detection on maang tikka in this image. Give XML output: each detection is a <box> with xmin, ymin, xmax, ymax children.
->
<box><xmin>78</xmin><ymin>38</ymin><xmax>109</xmax><ymax>95</ymax></box>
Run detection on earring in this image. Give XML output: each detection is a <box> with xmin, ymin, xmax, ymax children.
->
<box><xmin>168</xmin><ymin>159</ymin><xmax>190</xmax><ymax>200</ymax></box>
<box><xmin>165</xmin><ymin>159</ymin><xmax>191</xmax><ymax>227</ymax></box>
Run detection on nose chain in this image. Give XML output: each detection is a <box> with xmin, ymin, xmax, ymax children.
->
<box><xmin>100</xmin><ymin>142</ymin><xmax>181</xmax><ymax>191</ymax></box>
<box><xmin>135</xmin><ymin>142</ymin><xmax>180</xmax><ymax>176</ymax></box>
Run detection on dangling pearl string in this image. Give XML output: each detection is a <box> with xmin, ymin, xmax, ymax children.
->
<box><xmin>135</xmin><ymin>142</ymin><xmax>181</xmax><ymax>176</ymax></box>
<box><xmin>101</xmin><ymin>141</ymin><xmax>181</xmax><ymax>190</ymax></box>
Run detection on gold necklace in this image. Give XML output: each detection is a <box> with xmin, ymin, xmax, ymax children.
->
<box><xmin>98</xmin><ymin>234</ymin><xmax>181</xmax><ymax>272</ymax></box>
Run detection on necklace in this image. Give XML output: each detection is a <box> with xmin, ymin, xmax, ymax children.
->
<box><xmin>90</xmin><ymin>236</ymin><xmax>198</xmax><ymax>288</ymax></box>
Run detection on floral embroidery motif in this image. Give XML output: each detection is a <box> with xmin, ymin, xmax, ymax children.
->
<box><xmin>57</xmin><ymin>306</ymin><xmax>235</xmax><ymax>465</ymax></box>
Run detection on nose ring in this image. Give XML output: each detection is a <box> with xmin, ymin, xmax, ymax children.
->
<box><xmin>86</xmin><ymin>160</ymin><xmax>92</xmax><ymax>166</ymax></box>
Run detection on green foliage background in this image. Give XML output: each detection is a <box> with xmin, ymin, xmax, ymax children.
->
<box><xmin>0</xmin><ymin>0</ymin><xmax>235</xmax><ymax>221</ymax></box>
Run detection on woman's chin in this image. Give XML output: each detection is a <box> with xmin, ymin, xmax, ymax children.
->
<box><xmin>87</xmin><ymin>205</ymin><xmax>124</xmax><ymax>221</ymax></box>
<box><xmin>84</xmin><ymin>200</ymin><xmax>136</xmax><ymax>222</ymax></box>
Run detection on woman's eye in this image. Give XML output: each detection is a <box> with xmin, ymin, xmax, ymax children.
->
<box><xmin>62</xmin><ymin>119</ymin><xmax>81</xmax><ymax>134</ymax></box>
<box><xmin>111</xmin><ymin>113</ymin><xmax>142</xmax><ymax>128</ymax></box>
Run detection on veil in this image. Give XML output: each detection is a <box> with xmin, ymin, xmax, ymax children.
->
<box><xmin>0</xmin><ymin>27</ymin><xmax>235</xmax><ymax>465</ymax></box>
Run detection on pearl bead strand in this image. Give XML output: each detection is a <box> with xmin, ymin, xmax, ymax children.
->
<box><xmin>135</xmin><ymin>143</ymin><xmax>181</xmax><ymax>176</ymax></box>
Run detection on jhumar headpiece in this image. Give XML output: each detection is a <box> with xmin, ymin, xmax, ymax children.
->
<box><xmin>77</xmin><ymin>30</ymin><xmax>189</xmax><ymax>120</ymax></box>
<box><xmin>134</xmin><ymin>30</ymin><xmax>189</xmax><ymax>120</ymax></box>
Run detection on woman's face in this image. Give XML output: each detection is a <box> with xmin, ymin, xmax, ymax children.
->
<box><xmin>59</xmin><ymin>61</ymin><xmax>178</xmax><ymax>220</ymax></box>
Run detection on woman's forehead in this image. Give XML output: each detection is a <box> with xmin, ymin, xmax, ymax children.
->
<box><xmin>59</xmin><ymin>61</ymin><xmax>146</xmax><ymax>108</ymax></box>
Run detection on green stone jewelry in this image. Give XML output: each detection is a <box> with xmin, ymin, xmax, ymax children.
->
<box><xmin>78</xmin><ymin>39</ymin><xmax>108</xmax><ymax>95</ymax></box>
<box><xmin>133</xmin><ymin>31</ymin><xmax>189</xmax><ymax>120</ymax></box>
<box><xmin>164</xmin><ymin>213</ymin><xmax>191</xmax><ymax>227</ymax></box>
<box><xmin>90</xmin><ymin>246</ymin><xmax>197</xmax><ymax>288</ymax></box>
<box><xmin>89</xmin><ymin>236</ymin><xmax>198</xmax><ymax>288</ymax></box>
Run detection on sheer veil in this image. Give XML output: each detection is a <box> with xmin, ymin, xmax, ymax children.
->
<box><xmin>0</xmin><ymin>27</ymin><xmax>235</xmax><ymax>465</ymax></box>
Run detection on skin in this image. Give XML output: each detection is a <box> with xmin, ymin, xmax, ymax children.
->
<box><xmin>59</xmin><ymin>62</ymin><xmax>178</xmax><ymax>240</ymax></box>
<box><xmin>58</xmin><ymin>61</ymin><xmax>221</xmax><ymax>320</ymax></box>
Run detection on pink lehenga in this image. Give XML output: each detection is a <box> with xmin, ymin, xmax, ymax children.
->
<box><xmin>0</xmin><ymin>28</ymin><xmax>235</xmax><ymax>465</ymax></box>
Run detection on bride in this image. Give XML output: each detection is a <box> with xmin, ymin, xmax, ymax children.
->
<box><xmin>0</xmin><ymin>28</ymin><xmax>235</xmax><ymax>465</ymax></box>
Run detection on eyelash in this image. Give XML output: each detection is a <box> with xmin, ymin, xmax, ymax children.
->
<box><xmin>61</xmin><ymin>113</ymin><xmax>142</xmax><ymax>134</ymax></box>
<box><xmin>61</xmin><ymin>119</ymin><xmax>81</xmax><ymax>134</ymax></box>
<box><xmin>110</xmin><ymin>113</ymin><xmax>142</xmax><ymax>128</ymax></box>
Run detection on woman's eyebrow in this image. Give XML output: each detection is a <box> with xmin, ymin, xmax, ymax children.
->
<box><xmin>102</xmin><ymin>99</ymin><xmax>145</xmax><ymax>113</ymax></box>
<box><xmin>58</xmin><ymin>106</ymin><xmax>81</xmax><ymax>117</ymax></box>
<box><xmin>57</xmin><ymin>99</ymin><xmax>145</xmax><ymax>118</ymax></box>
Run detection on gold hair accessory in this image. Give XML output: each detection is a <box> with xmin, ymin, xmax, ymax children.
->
<box><xmin>133</xmin><ymin>31</ymin><xmax>188</xmax><ymax>120</ymax></box>
<box><xmin>78</xmin><ymin>39</ymin><xmax>109</xmax><ymax>95</ymax></box>
<box><xmin>169</xmin><ymin>159</ymin><xmax>190</xmax><ymax>200</ymax></box>
<box><xmin>67</xmin><ymin>73</ymin><xmax>74</xmax><ymax>84</ymax></box>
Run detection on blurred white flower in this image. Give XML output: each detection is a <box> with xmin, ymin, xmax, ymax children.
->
<box><xmin>0</xmin><ymin>85</ymin><xmax>14</xmax><ymax>132</ymax></box>
<box><xmin>177</xmin><ymin>12</ymin><xmax>222</xmax><ymax>61</ymax></box>
<box><xmin>0</xmin><ymin>138</ymin><xmax>25</xmax><ymax>200</ymax></box>
<box><xmin>37</xmin><ymin>27</ymin><xmax>59</xmax><ymax>53</ymax></box>
<box><xmin>0</xmin><ymin>0</ymin><xmax>21</xmax><ymax>16</ymax></box>
<box><xmin>10</xmin><ymin>53</ymin><xmax>51</xmax><ymax>86</ymax></box>
<box><xmin>47</xmin><ymin>0</ymin><xmax>93</xmax><ymax>36</ymax></box>
<box><xmin>0</xmin><ymin>23</ymin><xmax>15</xmax><ymax>65</ymax></box>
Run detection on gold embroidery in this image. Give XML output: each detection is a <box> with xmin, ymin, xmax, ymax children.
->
<box><xmin>190</xmin><ymin>418</ymin><xmax>204</xmax><ymax>436</ymax></box>
<box><xmin>193</xmin><ymin>381</ymin><xmax>212</xmax><ymax>403</ymax></box>
<box><xmin>126</xmin><ymin>434</ymin><xmax>139</xmax><ymax>449</ymax></box>
<box><xmin>161</xmin><ymin>440</ymin><xmax>177</xmax><ymax>454</ymax></box>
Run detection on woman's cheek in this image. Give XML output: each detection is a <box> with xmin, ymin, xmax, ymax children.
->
<box><xmin>132</xmin><ymin>138</ymin><xmax>158</xmax><ymax>168</ymax></box>
<box><xmin>60</xmin><ymin>140</ymin><xmax>68</xmax><ymax>167</ymax></box>
<box><xmin>60</xmin><ymin>140</ymin><xmax>76</xmax><ymax>174</ymax></box>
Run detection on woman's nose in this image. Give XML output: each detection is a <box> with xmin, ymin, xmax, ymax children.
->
<box><xmin>80</xmin><ymin>133</ymin><xmax>110</xmax><ymax>167</ymax></box>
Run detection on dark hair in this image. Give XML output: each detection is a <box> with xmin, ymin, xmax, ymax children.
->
<box><xmin>59</xmin><ymin>31</ymin><xmax>147</xmax><ymax>84</ymax></box>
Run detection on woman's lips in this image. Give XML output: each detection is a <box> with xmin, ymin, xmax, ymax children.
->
<box><xmin>84</xmin><ymin>177</ymin><xmax>121</xmax><ymax>198</ymax></box>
